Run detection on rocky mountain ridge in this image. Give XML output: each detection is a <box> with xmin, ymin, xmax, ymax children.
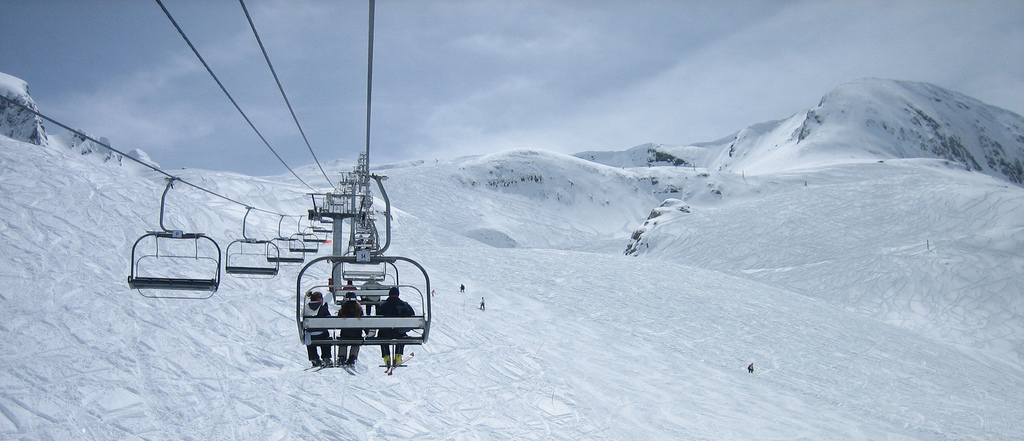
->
<box><xmin>579</xmin><ymin>79</ymin><xmax>1024</xmax><ymax>186</ymax></box>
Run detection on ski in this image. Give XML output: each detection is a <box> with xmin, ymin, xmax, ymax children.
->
<box><xmin>384</xmin><ymin>352</ymin><xmax>415</xmax><ymax>376</ymax></box>
<box><xmin>311</xmin><ymin>360</ymin><xmax>336</xmax><ymax>372</ymax></box>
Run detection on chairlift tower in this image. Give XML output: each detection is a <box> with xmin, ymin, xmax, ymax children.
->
<box><xmin>295</xmin><ymin>1</ymin><xmax>431</xmax><ymax>350</ymax></box>
<box><xmin>297</xmin><ymin>154</ymin><xmax>431</xmax><ymax>347</ymax></box>
<box><xmin>308</xmin><ymin>153</ymin><xmax>391</xmax><ymax>290</ymax></box>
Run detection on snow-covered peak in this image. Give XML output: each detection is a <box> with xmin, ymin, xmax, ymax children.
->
<box><xmin>574</xmin><ymin>143</ymin><xmax>702</xmax><ymax>168</ymax></box>
<box><xmin>0</xmin><ymin>72</ymin><xmax>28</xmax><ymax>97</ymax></box>
<box><xmin>125</xmin><ymin>148</ymin><xmax>162</xmax><ymax>170</ymax></box>
<box><xmin>0</xmin><ymin>72</ymin><xmax>48</xmax><ymax>146</ymax></box>
<box><xmin>0</xmin><ymin>71</ymin><xmax>165</xmax><ymax>170</ymax></box>
<box><xmin>579</xmin><ymin>79</ymin><xmax>1024</xmax><ymax>186</ymax></box>
<box><xmin>790</xmin><ymin>78</ymin><xmax>1024</xmax><ymax>183</ymax></box>
<box><xmin>722</xmin><ymin>79</ymin><xmax>1024</xmax><ymax>182</ymax></box>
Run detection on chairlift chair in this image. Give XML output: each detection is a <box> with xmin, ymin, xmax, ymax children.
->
<box><xmin>226</xmin><ymin>238</ymin><xmax>282</xmax><ymax>276</ymax></box>
<box><xmin>128</xmin><ymin>231</ymin><xmax>222</xmax><ymax>295</ymax></box>
<box><xmin>311</xmin><ymin>221</ymin><xmax>332</xmax><ymax>234</ymax></box>
<box><xmin>301</xmin><ymin>228</ymin><xmax>328</xmax><ymax>243</ymax></box>
<box><xmin>225</xmin><ymin>207</ymin><xmax>281</xmax><ymax>278</ymax></box>
<box><xmin>225</xmin><ymin>239</ymin><xmax>280</xmax><ymax>277</ymax></box>
<box><xmin>267</xmin><ymin>237</ymin><xmax>305</xmax><ymax>264</ymax></box>
<box><xmin>128</xmin><ymin>178</ymin><xmax>221</xmax><ymax>299</ymax></box>
<box><xmin>334</xmin><ymin>261</ymin><xmax>395</xmax><ymax>309</ymax></box>
<box><xmin>266</xmin><ymin>215</ymin><xmax>309</xmax><ymax>263</ymax></box>
<box><xmin>289</xmin><ymin>233</ymin><xmax>319</xmax><ymax>253</ymax></box>
<box><xmin>297</xmin><ymin>255</ymin><xmax>430</xmax><ymax>347</ymax></box>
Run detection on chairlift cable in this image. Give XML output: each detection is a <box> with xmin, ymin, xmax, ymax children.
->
<box><xmin>238</xmin><ymin>0</ymin><xmax>336</xmax><ymax>191</ymax></box>
<box><xmin>0</xmin><ymin>94</ymin><xmax>288</xmax><ymax>218</ymax></box>
<box><xmin>154</xmin><ymin>0</ymin><xmax>317</xmax><ymax>192</ymax></box>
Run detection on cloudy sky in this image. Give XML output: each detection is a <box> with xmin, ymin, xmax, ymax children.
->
<box><xmin>3</xmin><ymin>0</ymin><xmax>1023</xmax><ymax>179</ymax></box>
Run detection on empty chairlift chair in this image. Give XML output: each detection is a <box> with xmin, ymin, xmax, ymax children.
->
<box><xmin>289</xmin><ymin>232</ymin><xmax>319</xmax><ymax>254</ymax></box>
<box><xmin>225</xmin><ymin>207</ymin><xmax>281</xmax><ymax>278</ymax></box>
<box><xmin>301</xmin><ymin>227</ymin><xmax>329</xmax><ymax>244</ymax></box>
<box><xmin>267</xmin><ymin>215</ymin><xmax>305</xmax><ymax>264</ymax></box>
<box><xmin>128</xmin><ymin>178</ymin><xmax>221</xmax><ymax>299</ymax></box>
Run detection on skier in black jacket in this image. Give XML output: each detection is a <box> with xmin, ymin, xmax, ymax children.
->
<box><xmin>378</xmin><ymin>287</ymin><xmax>414</xmax><ymax>367</ymax></box>
<box><xmin>335</xmin><ymin>292</ymin><xmax>364</xmax><ymax>366</ymax></box>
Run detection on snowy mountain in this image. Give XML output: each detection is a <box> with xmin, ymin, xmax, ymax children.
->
<box><xmin>581</xmin><ymin>79</ymin><xmax>1024</xmax><ymax>185</ymax></box>
<box><xmin>2</xmin><ymin>76</ymin><xmax>1024</xmax><ymax>439</ymax></box>
<box><xmin>381</xmin><ymin>149</ymin><xmax>693</xmax><ymax>251</ymax></box>
<box><xmin>574</xmin><ymin>142</ymin><xmax>704</xmax><ymax>168</ymax></box>
<box><xmin>616</xmin><ymin>79</ymin><xmax>1024</xmax><ymax>370</ymax></box>
<box><xmin>1</xmin><ymin>73</ymin><xmax>142</xmax><ymax>169</ymax></box>
<box><xmin>0</xmin><ymin>72</ymin><xmax>47</xmax><ymax>146</ymax></box>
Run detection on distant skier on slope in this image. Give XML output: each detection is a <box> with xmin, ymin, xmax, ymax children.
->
<box><xmin>303</xmin><ymin>291</ymin><xmax>333</xmax><ymax>368</ymax></box>
<box><xmin>460</xmin><ymin>284</ymin><xmax>466</xmax><ymax>293</ymax></box>
<box><xmin>378</xmin><ymin>287</ymin><xmax>414</xmax><ymax>368</ymax></box>
<box><xmin>479</xmin><ymin>297</ymin><xmax>485</xmax><ymax>311</ymax></box>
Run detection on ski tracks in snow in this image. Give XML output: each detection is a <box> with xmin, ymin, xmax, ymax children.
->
<box><xmin>3</xmin><ymin>141</ymin><xmax>1024</xmax><ymax>438</ymax></box>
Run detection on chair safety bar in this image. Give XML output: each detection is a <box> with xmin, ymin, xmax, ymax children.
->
<box><xmin>225</xmin><ymin>266</ymin><xmax>279</xmax><ymax>276</ymax></box>
<box><xmin>128</xmin><ymin>276</ymin><xmax>218</xmax><ymax>291</ymax></box>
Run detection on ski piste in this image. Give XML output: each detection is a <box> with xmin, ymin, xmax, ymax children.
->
<box><xmin>384</xmin><ymin>352</ymin><xmax>415</xmax><ymax>375</ymax></box>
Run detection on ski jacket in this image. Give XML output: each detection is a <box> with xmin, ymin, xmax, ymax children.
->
<box><xmin>378</xmin><ymin>296</ymin><xmax>415</xmax><ymax>335</ymax></box>
<box><xmin>337</xmin><ymin>300</ymin><xmax>365</xmax><ymax>339</ymax></box>
<box><xmin>303</xmin><ymin>301</ymin><xmax>330</xmax><ymax>336</ymax></box>
<box><xmin>378</xmin><ymin>296</ymin><xmax>414</xmax><ymax>317</ymax></box>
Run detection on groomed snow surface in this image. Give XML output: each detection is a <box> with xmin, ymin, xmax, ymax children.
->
<box><xmin>1</xmin><ymin>138</ymin><xmax>1023</xmax><ymax>440</ymax></box>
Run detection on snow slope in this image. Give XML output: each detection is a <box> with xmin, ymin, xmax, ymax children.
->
<box><xmin>382</xmin><ymin>149</ymin><xmax>690</xmax><ymax>251</ymax></box>
<box><xmin>3</xmin><ymin>74</ymin><xmax>1024</xmax><ymax>439</ymax></box>
<box><xmin>3</xmin><ymin>132</ymin><xmax>1023</xmax><ymax>439</ymax></box>
<box><xmin>625</xmin><ymin>159</ymin><xmax>1024</xmax><ymax>364</ymax></box>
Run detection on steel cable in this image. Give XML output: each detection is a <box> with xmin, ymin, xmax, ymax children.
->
<box><xmin>154</xmin><ymin>0</ymin><xmax>317</xmax><ymax>191</ymax></box>
<box><xmin>238</xmin><ymin>0</ymin><xmax>336</xmax><ymax>190</ymax></box>
<box><xmin>1</xmin><ymin>94</ymin><xmax>289</xmax><ymax>218</ymax></box>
